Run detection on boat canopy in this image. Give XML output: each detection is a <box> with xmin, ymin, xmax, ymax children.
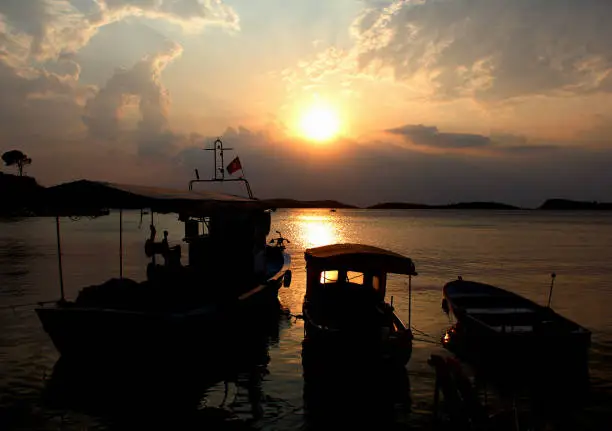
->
<box><xmin>305</xmin><ymin>243</ymin><xmax>417</xmax><ymax>275</ymax></box>
<box><xmin>44</xmin><ymin>180</ymin><xmax>267</xmax><ymax>215</ymax></box>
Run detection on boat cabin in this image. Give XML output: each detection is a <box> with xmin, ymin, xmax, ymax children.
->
<box><xmin>44</xmin><ymin>180</ymin><xmax>281</xmax><ymax>299</ymax></box>
<box><xmin>305</xmin><ymin>244</ymin><xmax>417</xmax><ymax>299</ymax></box>
<box><xmin>304</xmin><ymin>244</ymin><xmax>417</xmax><ymax>330</ymax></box>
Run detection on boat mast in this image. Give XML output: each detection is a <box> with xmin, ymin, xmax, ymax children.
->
<box><xmin>188</xmin><ymin>137</ymin><xmax>254</xmax><ymax>198</ymax></box>
<box><xmin>206</xmin><ymin>138</ymin><xmax>233</xmax><ymax>181</ymax></box>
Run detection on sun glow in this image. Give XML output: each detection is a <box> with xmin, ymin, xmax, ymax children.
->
<box><xmin>298</xmin><ymin>214</ymin><xmax>340</xmax><ymax>248</ymax></box>
<box><xmin>298</xmin><ymin>103</ymin><xmax>341</xmax><ymax>142</ymax></box>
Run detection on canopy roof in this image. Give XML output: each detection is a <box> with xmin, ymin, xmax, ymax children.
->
<box><xmin>305</xmin><ymin>243</ymin><xmax>417</xmax><ymax>275</ymax></box>
<box><xmin>44</xmin><ymin>180</ymin><xmax>266</xmax><ymax>215</ymax></box>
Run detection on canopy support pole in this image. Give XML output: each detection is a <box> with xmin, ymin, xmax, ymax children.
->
<box><xmin>55</xmin><ymin>216</ymin><xmax>65</xmax><ymax>302</ymax></box>
<box><xmin>119</xmin><ymin>209</ymin><xmax>123</xmax><ymax>280</ymax></box>
<box><xmin>408</xmin><ymin>274</ymin><xmax>412</xmax><ymax>329</ymax></box>
<box><xmin>150</xmin><ymin>211</ymin><xmax>155</xmax><ymax>265</ymax></box>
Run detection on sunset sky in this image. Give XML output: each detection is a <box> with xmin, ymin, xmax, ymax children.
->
<box><xmin>1</xmin><ymin>0</ymin><xmax>612</xmax><ymax>206</ymax></box>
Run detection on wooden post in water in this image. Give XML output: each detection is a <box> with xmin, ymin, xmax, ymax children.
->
<box><xmin>55</xmin><ymin>216</ymin><xmax>65</xmax><ymax>302</ymax></box>
<box><xmin>119</xmin><ymin>209</ymin><xmax>123</xmax><ymax>280</ymax></box>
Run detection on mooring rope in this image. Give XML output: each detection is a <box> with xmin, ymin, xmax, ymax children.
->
<box><xmin>411</xmin><ymin>325</ymin><xmax>442</xmax><ymax>345</ymax></box>
<box><xmin>0</xmin><ymin>300</ymin><xmax>57</xmax><ymax>312</ymax></box>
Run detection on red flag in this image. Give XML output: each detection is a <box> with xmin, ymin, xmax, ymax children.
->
<box><xmin>226</xmin><ymin>156</ymin><xmax>242</xmax><ymax>175</ymax></box>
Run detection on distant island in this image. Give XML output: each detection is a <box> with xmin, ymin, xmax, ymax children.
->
<box><xmin>538</xmin><ymin>199</ymin><xmax>612</xmax><ymax>210</ymax></box>
<box><xmin>2</xmin><ymin>173</ymin><xmax>612</xmax><ymax>213</ymax></box>
<box><xmin>262</xmin><ymin>198</ymin><xmax>357</xmax><ymax>209</ymax></box>
<box><xmin>0</xmin><ymin>172</ymin><xmax>45</xmax><ymax>216</ymax></box>
<box><xmin>367</xmin><ymin>201</ymin><xmax>521</xmax><ymax>210</ymax></box>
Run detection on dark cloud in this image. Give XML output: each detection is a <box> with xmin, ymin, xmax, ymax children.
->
<box><xmin>386</xmin><ymin>124</ymin><xmax>491</xmax><ymax>149</ymax></box>
<box><xmin>354</xmin><ymin>0</ymin><xmax>612</xmax><ymax>100</ymax></box>
<box><xmin>384</xmin><ymin>124</ymin><xmax>562</xmax><ymax>155</ymax></box>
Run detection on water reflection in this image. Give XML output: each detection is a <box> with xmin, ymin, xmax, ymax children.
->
<box><xmin>301</xmin><ymin>338</ymin><xmax>412</xmax><ymax>430</ymax></box>
<box><xmin>42</xmin><ymin>302</ymin><xmax>292</xmax><ymax>429</ymax></box>
<box><xmin>296</xmin><ymin>213</ymin><xmax>341</xmax><ymax>248</ymax></box>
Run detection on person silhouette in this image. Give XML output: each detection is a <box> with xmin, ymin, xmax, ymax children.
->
<box><xmin>161</xmin><ymin>230</ymin><xmax>181</xmax><ymax>267</ymax></box>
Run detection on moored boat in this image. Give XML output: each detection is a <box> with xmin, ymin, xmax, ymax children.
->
<box><xmin>301</xmin><ymin>243</ymin><xmax>417</xmax><ymax>366</ymax></box>
<box><xmin>441</xmin><ymin>277</ymin><xmax>591</xmax><ymax>372</ymax></box>
<box><xmin>35</xmin><ymin>179</ymin><xmax>292</xmax><ymax>361</ymax></box>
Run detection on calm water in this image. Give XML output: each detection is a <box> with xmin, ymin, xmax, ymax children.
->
<box><xmin>1</xmin><ymin>209</ymin><xmax>611</xmax><ymax>429</ymax></box>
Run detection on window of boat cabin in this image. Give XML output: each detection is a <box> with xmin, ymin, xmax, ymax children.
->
<box><xmin>319</xmin><ymin>270</ymin><xmax>365</xmax><ymax>285</ymax></box>
<box><xmin>320</xmin><ymin>270</ymin><xmax>338</xmax><ymax>284</ymax></box>
<box><xmin>184</xmin><ymin>217</ymin><xmax>210</xmax><ymax>238</ymax></box>
<box><xmin>372</xmin><ymin>275</ymin><xmax>381</xmax><ymax>291</ymax></box>
<box><xmin>346</xmin><ymin>271</ymin><xmax>364</xmax><ymax>285</ymax></box>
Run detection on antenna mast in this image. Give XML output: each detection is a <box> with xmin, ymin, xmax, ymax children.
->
<box><xmin>205</xmin><ymin>138</ymin><xmax>233</xmax><ymax>180</ymax></box>
<box><xmin>190</xmin><ymin>138</ymin><xmax>254</xmax><ymax>198</ymax></box>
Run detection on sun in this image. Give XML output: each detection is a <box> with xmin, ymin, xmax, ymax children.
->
<box><xmin>299</xmin><ymin>104</ymin><xmax>341</xmax><ymax>142</ymax></box>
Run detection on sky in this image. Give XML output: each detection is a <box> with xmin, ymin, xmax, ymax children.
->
<box><xmin>1</xmin><ymin>0</ymin><xmax>612</xmax><ymax>207</ymax></box>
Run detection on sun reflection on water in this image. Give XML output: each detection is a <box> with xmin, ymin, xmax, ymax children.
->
<box><xmin>297</xmin><ymin>213</ymin><xmax>342</xmax><ymax>249</ymax></box>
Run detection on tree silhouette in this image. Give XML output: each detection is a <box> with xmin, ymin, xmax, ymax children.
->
<box><xmin>2</xmin><ymin>150</ymin><xmax>32</xmax><ymax>176</ymax></box>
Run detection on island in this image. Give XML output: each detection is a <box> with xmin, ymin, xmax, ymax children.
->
<box><xmin>262</xmin><ymin>198</ymin><xmax>357</xmax><ymax>209</ymax></box>
<box><xmin>368</xmin><ymin>201</ymin><xmax>521</xmax><ymax>210</ymax></box>
<box><xmin>538</xmin><ymin>199</ymin><xmax>612</xmax><ymax>210</ymax></box>
<box><xmin>0</xmin><ymin>172</ymin><xmax>46</xmax><ymax>216</ymax></box>
<box><xmin>2</xmin><ymin>172</ymin><xmax>611</xmax><ymax>213</ymax></box>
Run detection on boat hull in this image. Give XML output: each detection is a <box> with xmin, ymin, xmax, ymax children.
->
<box><xmin>302</xmin><ymin>305</ymin><xmax>412</xmax><ymax>367</ymax></box>
<box><xmin>37</xmin><ymin>275</ymin><xmax>286</xmax><ymax>361</ymax></box>
<box><xmin>442</xmin><ymin>280</ymin><xmax>591</xmax><ymax>375</ymax></box>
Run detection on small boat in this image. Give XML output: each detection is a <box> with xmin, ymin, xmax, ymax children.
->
<box><xmin>441</xmin><ymin>277</ymin><xmax>591</xmax><ymax>371</ymax></box>
<box><xmin>302</xmin><ymin>243</ymin><xmax>417</xmax><ymax>366</ymax></box>
<box><xmin>35</xmin><ymin>141</ymin><xmax>292</xmax><ymax>361</ymax></box>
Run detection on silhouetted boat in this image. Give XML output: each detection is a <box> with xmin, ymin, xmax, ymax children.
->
<box><xmin>302</xmin><ymin>244</ymin><xmax>417</xmax><ymax>366</ymax></box>
<box><xmin>441</xmin><ymin>278</ymin><xmax>591</xmax><ymax>371</ymax></box>
<box><xmin>35</xmin><ymin>180</ymin><xmax>292</xmax><ymax>360</ymax></box>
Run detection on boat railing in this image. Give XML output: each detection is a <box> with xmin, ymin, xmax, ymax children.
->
<box><xmin>189</xmin><ymin>177</ymin><xmax>254</xmax><ymax>199</ymax></box>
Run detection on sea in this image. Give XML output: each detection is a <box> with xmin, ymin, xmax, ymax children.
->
<box><xmin>1</xmin><ymin>209</ymin><xmax>611</xmax><ymax>430</ymax></box>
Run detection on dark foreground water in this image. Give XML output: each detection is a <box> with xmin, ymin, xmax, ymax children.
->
<box><xmin>1</xmin><ymin>209</ymin><xmax>611</xmax><ymax>430</ymax></box>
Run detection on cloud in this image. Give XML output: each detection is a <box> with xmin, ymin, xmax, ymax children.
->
<box><xmin>0</xmin><ymin>0</ymin><xmax>239</xmax><ymax>179</ymax></box>
<box><xmin>386</xmin><ymin>124</ymin><xmax>491</xmax><ymax>149</ymax></box>
<box><xmin>351</xmin><ymin>0</ymin><xmax>612</xmax><ymax>101</ymax></box>
<box><xmin>0</xmin><ymin>0</ymin><xmax>238</xmax><ymax>61</ymax></box>
<box><xmin>82</xmin><ymin>41</ymin><xmax>182</xmax><ymax>142</ymax></box>
<box><xmin>0</xmin><ymin>52</ymin><xmax>94</xmax><ymax>146</ymax></box>
<box><xmin>384</xmin><ymin>123</ymin><xmax>566</xmax><ymax>156</ymax></box>
<box><xmin>101</xmin><ymin>0</ymin><xmax>239</xmax><ymax>28</ymax></box>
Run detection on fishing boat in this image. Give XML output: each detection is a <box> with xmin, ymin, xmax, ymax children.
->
<box><xmin>301</xmin><ymin>244</ymin><xmax>417</xmax><ymax>366</ymax></box>
<box><xmin>36</xmin><ymin>140</ymin><xmax>292</xmax><ymax>361</ymax></box>
<box><xmin>441</xmin><ymin>277</ymin><xmax>591</xmax><ymax>371</ymax></box>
